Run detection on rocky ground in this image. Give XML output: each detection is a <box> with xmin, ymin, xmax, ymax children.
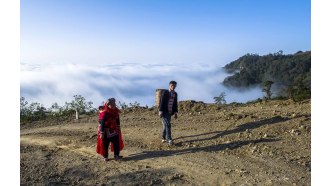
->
<box><xmin>20</xmin><ymin>99</ymin><xmax>311</xmax><ymax>185</ymax></box>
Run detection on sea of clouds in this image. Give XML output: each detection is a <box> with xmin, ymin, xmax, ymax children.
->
<box><xmin>20</xmin><ymin>62</ymin><xmax>263</xmax><ymax>109</ymax></box>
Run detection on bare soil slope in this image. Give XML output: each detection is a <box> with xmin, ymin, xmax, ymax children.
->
<box><xmin>20</xmin><ymin>99</ymin><xmax>311</xmax><ymax>185</ymax></box>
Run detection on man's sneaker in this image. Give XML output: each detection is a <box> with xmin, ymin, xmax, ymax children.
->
<box><xmin>162</xmin><ymin>139</ymin><xmax>166</xmax><ymax>143</ymax></box>
<box><xmin>168</xmin><ymin>140</ymin><xmax>173</xmax><ymax>145</ymax></box>
<box><xmin>104</xmin><ymin>158</ymin><xmax>109</xmax><ymax>161</ymax></box>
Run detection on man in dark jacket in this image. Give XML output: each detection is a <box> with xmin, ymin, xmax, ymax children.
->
<box><xmin>159</xmin><ymin>80</ymin><xmax>178</xmax><ymax>145</ymax></box>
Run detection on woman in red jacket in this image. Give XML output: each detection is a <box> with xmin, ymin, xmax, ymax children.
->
<box><xmin>96</xmin><ymin>98</ymin><xmax>124</xmax><ymax>161</ymax></box>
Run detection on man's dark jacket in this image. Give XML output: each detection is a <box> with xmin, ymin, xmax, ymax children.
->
<box><xmin>159</xmin><ymin>90</ymin><xmax>178</xmax><ymax>115</ymax></box>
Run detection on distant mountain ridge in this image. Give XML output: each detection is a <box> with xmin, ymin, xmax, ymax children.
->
<box><xmin>222</xmin><ymin>50</ymin><xmax>311</xmax><ymax>100</ymax></box>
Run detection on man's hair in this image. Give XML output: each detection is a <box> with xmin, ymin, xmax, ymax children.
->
<box><xmin>169</xmin><ymin>80</ymin><xmax>177</xmax><ymax>85</ymax></box>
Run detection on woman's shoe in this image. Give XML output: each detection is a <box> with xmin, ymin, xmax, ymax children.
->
<box><xmin>114</xmin><ymin>155</ymin><xmax>123</xmax><ymax>161</ymax></box>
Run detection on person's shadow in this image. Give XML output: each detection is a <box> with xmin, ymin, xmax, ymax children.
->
<box><xmin>125</xmin><ymin>138</ymin><xmax>279</xmax><ymax>161</ymax></box>
<box><xmin>125</xmin><ymin>116</ymin><xmax>288</xmax><ymax>161</ymax></box>
<box><xmin>174</xmin><ymin>115</ymin><xmax>290</xmax><ymax>146</ymax></box>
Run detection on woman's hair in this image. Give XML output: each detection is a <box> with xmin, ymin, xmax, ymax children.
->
<box><xmin>108</xmin><ymin>98</ymin><xmax>116</xmax><ymax>102</ymax></box>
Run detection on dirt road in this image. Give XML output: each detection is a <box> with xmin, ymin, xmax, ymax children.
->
<box><xmin>20</xmin><ymin>99</ymin><xmax>311</xmax><ymax>185</ymax></box>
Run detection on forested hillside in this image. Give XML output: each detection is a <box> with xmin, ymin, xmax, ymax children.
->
<box><xmin>222</xmin><ymin>51</ymin><xmax>311</xmax><ymax>101</ymax></box>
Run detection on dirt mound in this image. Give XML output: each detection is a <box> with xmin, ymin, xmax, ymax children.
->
<box><xmin>21</xmin><ymin>99</ymin><xmax>311</xmax><ymax>185</ymax></box>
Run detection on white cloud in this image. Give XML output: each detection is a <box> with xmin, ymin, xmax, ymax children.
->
<box><xmin>20</xmin><ymin>63</ymin><xmax>264</xmax><ymax>108</ymax></box>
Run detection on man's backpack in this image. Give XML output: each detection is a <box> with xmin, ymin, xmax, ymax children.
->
<box><xmin>155</xmin><ymin>89</ymin><xmax>166</xmax><ymax>109</ymax></box>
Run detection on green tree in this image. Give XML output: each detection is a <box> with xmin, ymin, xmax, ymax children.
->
<box><xmin>20</xmin><ymin>97</ymin><xmax>47</xmax><ymax>122</ymax></box>
<box><xmin>118</xmin><ymin>101</ymin><xmax>128</xmax><ymax>110</ymax></box>
<box><xmin>129</xmin><ymin>101</ymin><xmax>140</xmax><ymax>109</ymax></box>
<box><xmin>214</xmin><ymin>92</ymin><xmax>227</xmax><ymax>104</ymax></box>
<box><xmin>69</xmin><ymin>95</ymin><xmax>94</xmax><ymax>119</ymax></box>
<box><xmin>20</xmin><ymin>97</ymin><xmax>29</xmax><ymax>116</ymax></box>
<box><xmin>262</xmin><ymin>80</ymin><xmax>274</xmax><ymax>100</ymax></box>
<box><xmin>290</xmin><ymin>77</ymin><xmax>311</xmax><ymax>102</ymax></box>
<box><xmin>49</xmin><ymin>102</ymin><xmax>60</xmax><ymax>111</ymax></box>
<box><xmin>48</xmin><ymin>102</ymin><xmax>64</xmax><ymax>117</ymax></box>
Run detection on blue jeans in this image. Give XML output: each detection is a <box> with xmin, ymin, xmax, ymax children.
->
<box><xmin>161</xmin><ymin>113</ymin><xmax>172</xmax><ymax>141</ymax></box>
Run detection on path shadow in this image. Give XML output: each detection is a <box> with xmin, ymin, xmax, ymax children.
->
<box><xmin>125</xmin><ymin>138</ymin><xmax>279</xmax><ymax>161</ymax></box>
<box><xmin>174</xmin><ymin>116</ymin><xmax>290</xmax><ymax>146</ymax></box>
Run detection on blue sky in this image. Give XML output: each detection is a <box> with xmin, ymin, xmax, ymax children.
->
<box><xmin>21</xmin><ymin>0</ymin><xmax>310</xmax><ymax>65</ymax></box>
<box><xmin>20</xmin><ymin>0</ymin><xmax>311</xmax><ymax>108</ymax></box>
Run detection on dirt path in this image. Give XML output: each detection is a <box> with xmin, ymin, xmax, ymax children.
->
<box><xmin>20</xmin><ymin>99</ymin><xmax>311</xmax><ymax>185</ymax></box>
